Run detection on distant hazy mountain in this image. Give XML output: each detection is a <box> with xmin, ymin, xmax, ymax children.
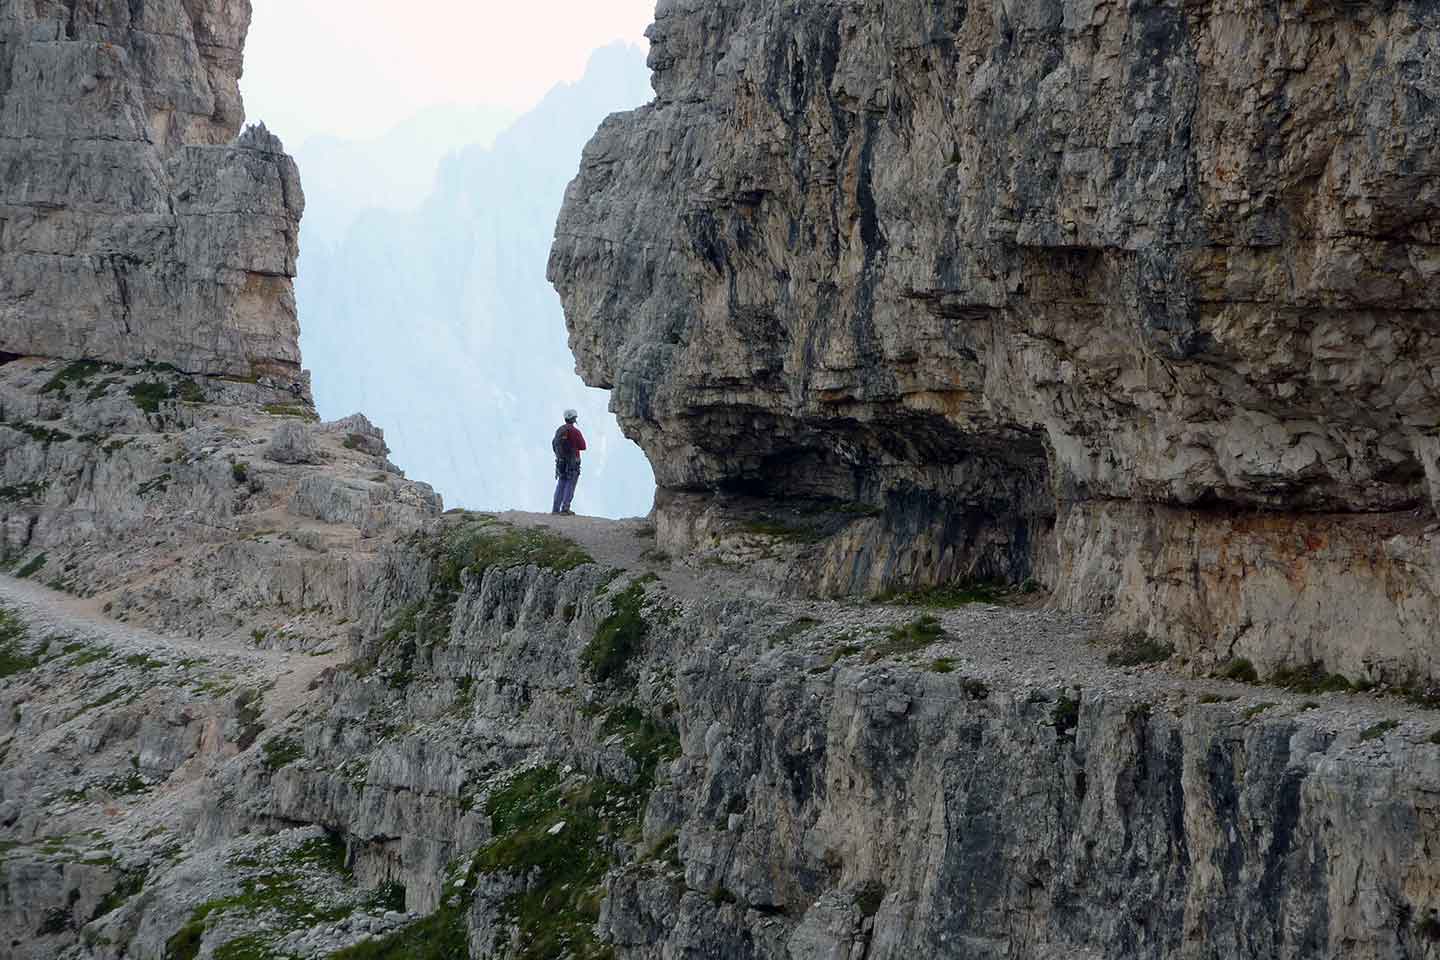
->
<box><xmin>294</xmin><ymin>104</ymin><xmax>516</xmax><ymax>239</ymax></box>
<box><xmin>295</xmin><ymin>44</ymin><xmax>656</xmax><ymax>518</ymax></box>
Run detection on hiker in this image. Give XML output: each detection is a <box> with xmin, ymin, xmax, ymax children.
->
<box><xmin>551</xmin><ymin>409</ymin><xmax>587</xmax><ymax>515</ymax></box>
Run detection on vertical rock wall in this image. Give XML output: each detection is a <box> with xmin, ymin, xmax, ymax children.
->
<box><xmin>550</xmin><ymin>0</ymin><xmax>1440</xmax><ymax>683</ymax></box>
<box><xmin>0</xmin><ymin>0</ymin><xmax>304</xmax><ymax>379</ymax></box>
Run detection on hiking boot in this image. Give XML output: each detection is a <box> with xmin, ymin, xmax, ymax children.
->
<box><xmin>561</xmin><ymin>509</ymin><xmax>576</xmax><ymax>516</ymax></box>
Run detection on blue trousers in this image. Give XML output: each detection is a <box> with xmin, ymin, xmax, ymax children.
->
<box><xmin>553</xmin><ymin>463</ymin><xmax>580</xmax><ymax>513</ymax></box>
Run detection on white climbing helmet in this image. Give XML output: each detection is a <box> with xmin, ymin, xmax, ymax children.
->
<box><xmin>564</xmin><ymin>408</ymin><xmax>579</xmax><ymax>422</ymax></box>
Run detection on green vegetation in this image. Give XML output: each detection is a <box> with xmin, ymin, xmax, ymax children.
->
<box><xmin>235</xmin><ymin>689</ymin><xmax>265</xmax><ymax>751</ymax></box>
<box><xmin>262</xmin><ymin>736</ymin><xmax>304</xmax><ymax>772</ymax></box>
<box><xmin>1242</xmin><ymin>702</ymin><xmax>1278</xmax><ymax>721</ymax></box>
<box><xmin>1106</xmin><ymin>636</ymin><xmax>1174</xmax><ymax>667</ymax></box>
<box><xmin>930</xmin><ymin>657</ymin><xmax>957</xmax><ymax>674</ymax></box>
<box><xmin>232</xmin><ymin>462</ymin><xmax>249</xmax><ymax>484</ymax></box>
<box><xmin>474</xmin><ymin>766</ymin><xmax>633</xmax><ymax>960</ymax></box>
<box><xmin>1270</xmin><ymin>661</ymin><xmax>1353</xmax><ymax>694</ymax></box>
<box><xmin>0</xmin><ymin>607</ymin><xmax>37</xmax><ymax>678</ymax></box>
<box><xmin>863</xmin><ymin>615</ymin><xmax>947</xmax><ymax>663</ymax></box>
<box><xmin>129</xmin><ymin>380</ymin><xmax>173</xmax><ymax>414</ymax></box>
<box><xmin>165</xmin><ymin>834</ymin><xmax>351</xmax><ymax>960</ymax></box>
<box><xmin>1051</xmin><ymin>692</ymin><xmax>1081</xmax><ymax>740</ymax></box>
<box><xmin>961</xmin><ymin>678</ymin><xmax>990</xmax><ymax>699</ymax></box>
<box><xmin>873</xmin><ymin>580</ymin><xmax>1019</xmax><ymax>608</ymax></box>
<box><xmin>581</xmin><ymin>580</ymin><xmax>651</xmax><ymax>686</ymax></box>
<box><xmin>41</xmin><ymin>359</ymin><xmax>107</xmax><ymax>395</ymax></box>
<box><xmin>92</xmin><ymin>866</ymin><xmax>149</xmax><ymax>919</ymax></box>
<box><xmin>262</xmin><ymin>403</ymin><xmax>319</xmax><ymax>421</ymax></box>
<box><xmin>773</xmin><ymin>617</ymin><xmax>820</xmax><ymax>645</ymax></box>
<box><xmin>1218</xmin><ymin>658</ymin><xmax>1258</xmax><ymax>683</ymax></box>
<box><xmin>600</xmin><ymin>705</ymin><xmax>681</xmax><ymax>793</ymax></box>
<box><xmin>855</xmin><ymin>880</ymin><xmax>886</xmax><ymax>918</ymax></box>
<box><xmin>8</xmin><ymin>421</ymin><xmax>74</xmax><ymax>444</ymax></box>
<box><xmin>739</xmin><ymin>517</ymin><xmax>827</xmax><ymax>544</ymax></box>
<box><xmin>0</xmin><ymin>480</ymin><xmax>47</xmax><ymax>501</ymax></box>
<box><xmin>443</xmin><ymin>520</ymin><xmax>594</xmax><ymax>579</ymax></box>
<box><xmin>329</xmin><ymin>901</ymin><xmax>469</xmax><ymax>960</ymax></box>
<box><xmin>15</xmin><ymin>552</ymin><xmax>47</xmax><ymax>579</ymax></box>
<box><xmin>124</xmin><ymin>652</ymin><xmax>166</xmax><ymax>669</ymax></box>
<box><xmin>137</xmin><ymin>473</ymin><xmax>172</xmax><ymax>497</ymax></box>
<box><xmin>1360</xmin><ymin>719</ymin><xmax>1400</xmax><ymax>742</ymax></box>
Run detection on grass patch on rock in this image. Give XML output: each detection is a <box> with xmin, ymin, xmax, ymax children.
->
<box><xmin>863</xmin><ymin>615</ymin><xmax>947</xmax><ymax>663</ymax></box>
<box><xmin>261</xmin><ymin>402</ymin><xmax>319</xmax><ymax>421</ymax></box>
<box><xmin>0</xmin><ymin>607</ymin><xmax>38</xmax><ymax>678</ymax></box>
<box><xmin>1360</xmin><ymin>719</ymin><xmax>1400</xmax><ymax>742</ymax></box>
<box><xmin>477</xmin><ymin>766</ymin><xmax>634</xmax><ymax>960</ymax></box>
<box><xmin>1270</xmin><ymin>661</ymin><xmax>1353</xmax><ymax>694</ymax></box>
<box><xmin>262</xmin><ymin>736</ymin><xmax>304</xmax><ymax>772</ymax></box>
<box><xmin>1218</xmin><ymin>658</ymin><xmax>1258</xmax><ymax>684</ymax></box>
<box><xmin>581</xmin><ymin>580</ymin><xmax>651</xmax><ymax>687</ymax></box>
<box><xmin>873</xmin><ymin>580</ymin><xmax>1021</xmax><ymax>608</ymax></box>
<box><xmin>41</xmin><ymin>359</ymin><xmax>109</xmax><ymax>395</ymax></box>
<box><xmin>1106</xmin><ymin>635</ymin><xmax>1173</xmax><ymax>667</ymax></box>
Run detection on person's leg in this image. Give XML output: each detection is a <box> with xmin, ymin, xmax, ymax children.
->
<box><xmin>561</xmin><ymin>468</ymin><xmax>580</xmax><ymax>513</ymax></box>
<box><xmin>552</xmin><ymin>472</ymin><xmax>567</xmax><ymax>514</ymax></box>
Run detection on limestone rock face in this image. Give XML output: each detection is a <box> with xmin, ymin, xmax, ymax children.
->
<box><xmin>0</xmin><ymin>0</ymin><xmax>304</xmax><ymax>380</ymax></box>
<box><xmin>551</xmin><ymin>0</ymin><xmax>1440</xmax><ymax>682</ymax></box>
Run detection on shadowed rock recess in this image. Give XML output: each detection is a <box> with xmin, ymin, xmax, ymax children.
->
<box><xmin>6</xmin><ymin>2</ymin><xmax>1440</xmax><ymax>960</ymax></box>
<box><xmin>549</xmin><ymin>0</ymin><xmax>1440</xmax><ymax>686</ymax></box>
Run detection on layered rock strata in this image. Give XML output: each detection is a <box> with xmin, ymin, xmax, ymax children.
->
<box><xmin>550</xmin><ymin>0</ymin><xmax>1440</xmax><ymax>684</ymax></box>
<box><xmin>0</xmin><ymin>0</ymin><xmax>304</xmax><ymax>380</ymax></box>
<box><xmin>13</xmin><ymin>515</ymin><xmax>1440</xmax><ymax>959</ymax></box>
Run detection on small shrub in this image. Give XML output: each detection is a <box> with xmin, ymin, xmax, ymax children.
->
<box><xmin>581</xmin><ymin>581</ymin><xmax>650</xmax><ymax>686</ymax></box>
<box><xmin>855</xmin><ymin>880</ymin><xmax>886</xmax><ymax>918</ymax></box>
<box><xmin>128</xmin><ymin>380</ymin><xmax>172</xmax><ymax>414</ymax></box>
<box><xmin>0</xmin><ymin>608</ymin><xmax>37</xmax><ymax>678</ymax></box>
<box><xmin>874</xmin><ymin>580</ymin><xmax>1014</xmax><ymax>608</ymax></box>
<box><xmin>1051</xmin><ymin>693</ymin><xmax>1081</xmax><ymax>740</ymax></box>
<box><xmin>231</xmin><ymin>462</ymin><xmax>249</xmax><ymax>484</ymax></box>
<box><xmin>1359</xmin><ymin>719</ymin><xmax>1399</xmax><ymax>742</ymax></box>
<box><xmin>740</xmin><ymin>517</ymin><xmax>826</xmax><ymax>543</ymax></box>
<box><xmin>262</xmin><ymin>403</ymin><xmax>319</xmax><ymax>421</ymax></box>
<box><xmin>15</xmin><ymin>553</ymin><xmax>47</xmax><ymax>580</ymax></box>
<box><xmin>136</xmin><ymin>474</ymin><xmax>172</xmax><ymax>497</ymax></box>
<box><xmin>863</xmin><ymin>615</ymin><xmax>946</xmax><ymax>663</ymax></box>
<box><xmin>262</xmin><ymin>736</ymin><xmax>304</xmax><ymax>772</ymax></box>
<box><xmin>91</xmin><ymin>866</ymin><xmax>148</xmax><ymax>920</ymax></box>
<box><xmin>1241</xmin><ymin>702</ymin><xmax>1278</xmax><ymax>721</ymax></box>
<box><xmin>1107</xmin><ymin>635</ymin><xmax>1173</xmax><ymax>667</ymax></box>
<box><xmin>1271</xmin><ymin>661</ymin><xmax>1352</xmax><ymax>694</ymax></box>
<box><xmin>1219</xmin><ymin>658</ymin><xmax>1258</xmax><ymax>683</ymax></box>
<box><xmin>931</xmin><ymin>657</ymin><xmax>956</xmax><ymax>674</ymax></box>
<box><xmin>0</xmin><ymin>481</ymin><xmax>48</xmax><ymax>502</ymax></box>
<box><xmin>773</xmin><ymin>617</ymin><xmax>820</xmax><ymax>645</ymax></box>
<box><xmin>41</xmin><ymin>360</ymin><xmax>105</xmax><ymax>395</ymax></box>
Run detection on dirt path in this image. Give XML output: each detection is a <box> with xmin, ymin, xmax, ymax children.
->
<box><xmin>498</xmin><ymin>511</ymin><xmax>1436</xmax><ymax>743</ymax></box>
<box><xmin>0</xmin><ymin>575</ymin><xmax>339</xmax><ymax>724</ymax></box>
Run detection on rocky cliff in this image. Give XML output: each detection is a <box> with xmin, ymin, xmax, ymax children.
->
<box><xmin>549</xmin><ymin>0</ymin><xmax>1440</xmax><ymax>687</ymax></box>
<box><xmin>6</xmin><ymin>1</ymin><xmax>1440</xmax><ymax>960</ymax></box>
<box><xmin>0</xmin><ymin>0</ymin><xmax>304</xmax><ymax>380</ymax></box>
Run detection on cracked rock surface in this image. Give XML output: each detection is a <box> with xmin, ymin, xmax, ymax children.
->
<box><xmin>0</xmin><ymin>0</ymin><xmax>304</xmax><ymax>380</ymax></box>
<box><xmin>550</xmin><ymin>0</ymin><xmax>1440</xmax><ymax>684</ymax></box>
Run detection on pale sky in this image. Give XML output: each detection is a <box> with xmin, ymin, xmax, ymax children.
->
<box><xmin>242</xmin><ymin>0</ymin><xmax>655</xmax><ymax>144</ymax></box>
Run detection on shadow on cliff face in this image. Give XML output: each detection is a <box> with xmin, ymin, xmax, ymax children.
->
<box><xmin>652</xmin><ymin>415</ymin><xmax>1056</xmax><ymax>598</ymax></box>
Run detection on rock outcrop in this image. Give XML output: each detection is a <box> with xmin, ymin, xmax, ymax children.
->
<box><xmin>550</xmin><ymin>0</ymin><xmax>1440</xmax><ymax>685</ymax></box>
<box><xmin>0</xmin><ymin>0</ymin><xmax>304</xmax><ymax>380</ymax></box>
